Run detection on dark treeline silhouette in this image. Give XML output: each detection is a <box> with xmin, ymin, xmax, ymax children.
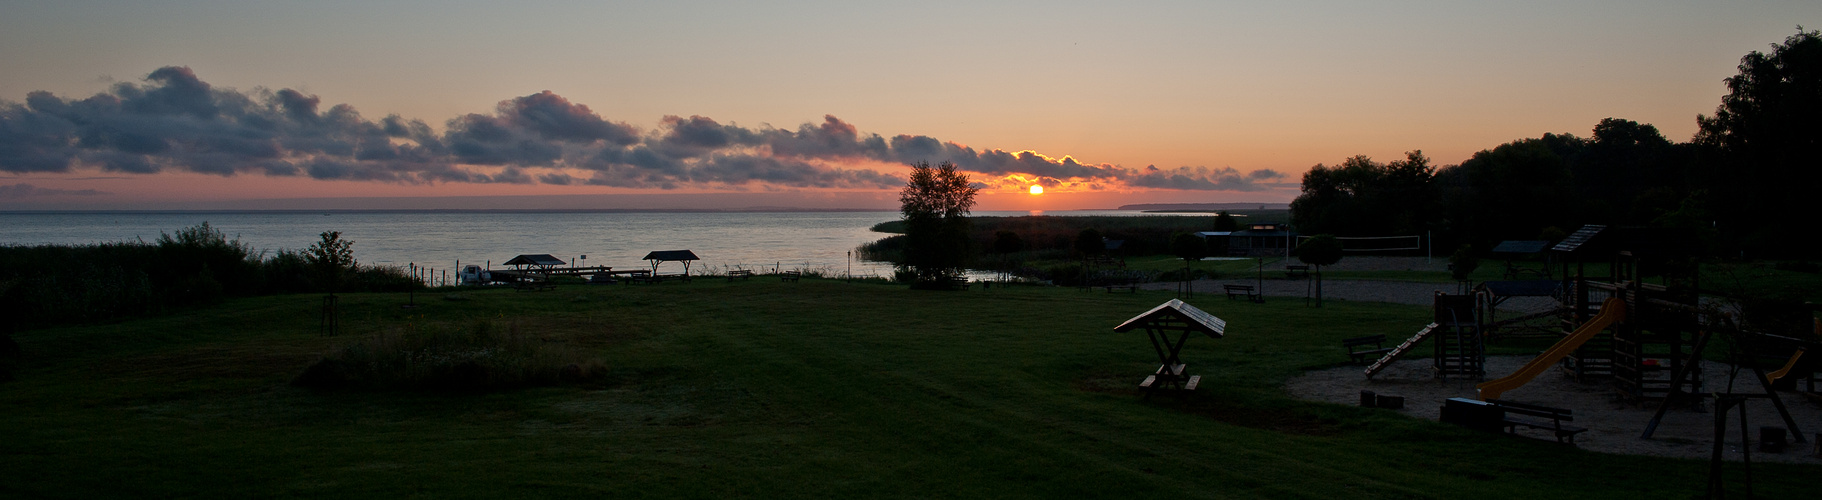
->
<box><xmin>0</xmin><ymin>223</ymin><xmax>418</xmax><ymax>330</ymax></box>
<box><xmin>1292</xmin><ymin>30</ymin><xmax>1820</xmax><ymax>259</ymax></box>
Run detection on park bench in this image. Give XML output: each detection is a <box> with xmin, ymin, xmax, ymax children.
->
<box><xmin>726</xmin><ymin>269</ymin><xmax>753</xmax><ymax>281</ymax></box>
<box><xmin>1285</xmin><ymin>265</ymin><xmax>1310</xmax><ymax>279</ymax></box>
<box><xmin>944</xmin><ymin>277</ymin><xmax>972</xmax><ymax>291</ymax></box>
<box><xmin>1487</xmin><ymin>399</ymin><xmax>1586</xmax><ymax>444</ymax></box>
<box><xmin>1343</xmin><ymin>334</ymin><xmax>1393</xmax><ymax>364</ymax></box>
<box><xmin>1101</xmin><ymin>277</ymin><xmax>1139</xmax><ymax>293</ymax></box>
<box><xmin>513</xmin><ymin>278</ymin><xmax>556</xmax><ymax>292</ymax></box>
<box><xmin>1223</xmin><ymin>284</ymin><xmax>1260</xmax><ymax>301</ymax></box>
<box><xmin>780</xmin><ymin>270</ymin><xmax>801</xmax><ymax>282</ymax></box>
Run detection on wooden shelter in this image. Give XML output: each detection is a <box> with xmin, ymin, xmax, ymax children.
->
<box><xmin>503</xmin><ymin>254</ymin><xmax>566</xmax><ymax>271</ymax></box>
<box><xmin>642</xmin><ymin>250</ymin><xmax>700</xmax><ymax>279</ymax></box>
<box><xmin>1113</xmin><ymin>299</ymin><xmax>1227</xmax><ymax>397</ymax></box>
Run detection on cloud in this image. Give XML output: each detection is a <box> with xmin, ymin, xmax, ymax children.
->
<box><xmin>0</xmin><ymin>66</ymin><xmax>1280</xmax><ymax>192</ymax></box>
<box><xmin>0</xmin><ymin>182</ymin><xmax>107</xmax><ymax>198</ymax></box>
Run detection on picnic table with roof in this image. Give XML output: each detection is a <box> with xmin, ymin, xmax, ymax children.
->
<box><xmin>642</xmin><ymin>250</ymin><xmax>699</xmax><ymax>282</ymax></box>
<box><xmin>1113</xmin><ymin>299</ymin><xmax>1227</xmax><ymax>398</ymax></box>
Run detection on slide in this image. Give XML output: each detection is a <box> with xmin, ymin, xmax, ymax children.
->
<box><xmin>1767</xmin><ymin>348</ymin><xmax>1806</xmax><ymax>384</ymax></box>
<box><xmin>1478</xmin><ymin>297</ymin><xmax>1627</xmax><ymax>401</ymax></box>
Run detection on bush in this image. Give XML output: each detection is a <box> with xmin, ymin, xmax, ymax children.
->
<box><xmin>292</xmin><ymin>318</ymin><xmax>606</xmax><ymax>391</ymax></box>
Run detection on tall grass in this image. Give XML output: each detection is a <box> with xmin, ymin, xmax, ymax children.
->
<box><xmin>292</xmin><ymin>318</ymin><xmax>605</xmax><ymax>391</ymax></box>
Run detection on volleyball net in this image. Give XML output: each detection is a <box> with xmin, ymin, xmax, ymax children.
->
<box><xmin>1295</xmin><ymin>234</ymin><xmax>1423</xmax><ymax>253</ymax></box>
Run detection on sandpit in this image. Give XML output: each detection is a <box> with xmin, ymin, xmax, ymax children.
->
<box><xmin>1286</xmin><ymin>355</ymin><xmax>1822</xmax><ymax>463</ymax></box>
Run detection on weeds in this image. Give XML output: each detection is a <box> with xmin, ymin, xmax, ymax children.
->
<box><xmin>292</xmin><ymin>318</ymin><xmax>605</xmax><ymax>391</ymax></box>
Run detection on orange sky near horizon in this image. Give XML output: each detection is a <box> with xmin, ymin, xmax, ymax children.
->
<box><xmin>2</xmin><ymin>2</ymin><xmax>1818</xmax><ymax>211</ymax></box>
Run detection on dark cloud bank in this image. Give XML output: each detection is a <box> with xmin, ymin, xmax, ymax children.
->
<box><xmin>0</xmin><ymin>66</ymin><xmax>1283</xmax><ymax>191</ymax></box>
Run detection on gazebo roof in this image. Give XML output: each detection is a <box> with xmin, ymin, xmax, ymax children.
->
<box><xmin>503</xmin><ymin>254</ymin><xmax>566</xmax><ymax>267</ymax></box>
<box><xmin>642</xmin><ymin>250</ymin><xmax>700</xmax><ymax>262</ymax></box>
<box><xmin>1113</xmin><ymin>299</ymin><xmax>1226</xmax><ymax>338</ymax></box>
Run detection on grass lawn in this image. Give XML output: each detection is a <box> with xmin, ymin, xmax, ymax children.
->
<box><xmin>3</xmin><ymin>279</ymin><xmax>1813</xmax><ymax>498</ymax></box>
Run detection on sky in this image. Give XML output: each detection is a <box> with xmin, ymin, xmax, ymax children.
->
<box><xmin>2</xmin><ymin>1</ymin><xmax>1818</xmax><ymax>211</ymax></box>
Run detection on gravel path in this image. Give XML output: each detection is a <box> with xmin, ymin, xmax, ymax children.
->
<box><xmin>1137</xmin><ymin>277</ymin><xmax>1559</xmax><ymax>313</ymax></box>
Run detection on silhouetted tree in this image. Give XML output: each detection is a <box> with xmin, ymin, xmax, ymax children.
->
<box><xmin>306</xmin><ymin>231</ymin><xmax>355</xmax><ymax>295</ymax></box>
<box><xmin>899</xmin><ymin>161</ymin><xmax>978</xmax><ymax>286</ymax></box>
<box><xmin>1074</xmin><ymin>229</ymin><xmax>1104</xmax><ymax>258</ymax></box>
<box><xmin>1434</xmin><ymin>135</ymin><xmax>1582</xmax><ymax>250</ymax></box>
<box><xmin>1171</xmin><ymin>233</ymin><xmax>1208</xmax><ymax>297</ymax></box>
<box><xmin>1295</xmin><ymin>234</ymin><xmax>1343</xmax><ymax>307</ymax></box>
<box><xmin>990</xmin><ymin>231</ymin><xmax>1023</xmax><ymax>254</ymax></box>
<box><xmin>1695</xmin><ymin>29</ymin><xmax>1822</xmax><ymax>256</ymax></box>
<box><xmin>1213</xmin><ymin>211</ymin><xmax>1240</xmax><ymax>232</ymax></box>
<box><xmin>1291</xmin><ymin>151</ymin><xmax>1436</xmax><ymax>237</ymax></box>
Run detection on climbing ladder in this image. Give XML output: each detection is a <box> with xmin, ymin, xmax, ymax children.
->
<box><xmin>1365</xmin><ymin>323</ymin><xmax>1439</xmax><ymax>378</ymax></box>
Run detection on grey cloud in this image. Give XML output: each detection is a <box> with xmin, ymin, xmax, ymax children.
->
<box><xmin>1</xmin><ymin>66</ymin><xmax>1272</xmax><ymax>192</ymax></box>
<box><xmin>1126</xmin><ymin>166</ymin><xmax>1282</xmax><ymax>191</ymax></box>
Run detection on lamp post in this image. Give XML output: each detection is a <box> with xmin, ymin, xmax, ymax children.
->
<box><xmin>405</xmin><ymin>262</ymin><xmax>417</xmax><ymax>309</ymax></box>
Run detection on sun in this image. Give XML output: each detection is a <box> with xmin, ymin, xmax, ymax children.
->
<box><xmin>1029</xmin><ymin>185</ymin><xmax>1043</xmax><ymax>195</ymax></box>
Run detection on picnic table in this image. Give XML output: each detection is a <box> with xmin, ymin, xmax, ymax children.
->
<box><xmin>1113</xmin><ymin>299</ymin><xmax>1228</xmax><ymax>398</ymax></box>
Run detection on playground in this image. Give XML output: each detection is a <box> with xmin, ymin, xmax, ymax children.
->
<box><xmin>1280</xmin><ymin>225</ymin><xmax>1822</xmax><ymax>471</ymax></box>
<box><xmin>1287</xmin><ymin>355</ymin><xmax>1822</xmax><ymax>463</ymax></box>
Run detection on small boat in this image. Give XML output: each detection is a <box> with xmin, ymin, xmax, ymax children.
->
<box><xmin>457</xmin><ymin>265</ymin><xmax>492</xmax><ymax>285</ymax></box>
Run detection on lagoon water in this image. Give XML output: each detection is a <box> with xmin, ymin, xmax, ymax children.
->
<box><xmin>0</xmin><ymin>210</ymin><xmax>1157</xmax><ymax>280</ymax></box>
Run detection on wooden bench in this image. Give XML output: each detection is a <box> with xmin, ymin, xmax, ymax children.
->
<box><xmin>1138</xmin><ymin>364</ymin><xmax>1201</xmax><ymax>392</ymax></box>
<box><xmin>1343</xmin><ymin>334</ymin><xmax>1393</xmax><ymax>364</ymax></box>
<box><xmin>1487</xmin><ymin>399</ymin><xmax>1587</xmax><ymax>444</ymax></box>
<box><xmin>944</xmin><ymin>277</ymin><xmax>971</xmax><ymax>291</ymax></box>
<box><xmin>726</xmin><ymin>269</ymin><xmax>753</xmax><ymax>281</ymax></box>
<box><xmin>1223</xmin><ymin>284</ymin><xmax>1260</xmax><ymax>301</ymax></box>
<box><xmin>1285</xmin><ymin>265</ymin><xmax>1310</xmax><ymax>279</ymax></box>
<box><xmin>1101</xmin><ymin>278</ymin><xmax>1139</xmax><ymax>293</ymax></box>
<box><xmin>513</xmin><ymin>279</ymin><xmax>556</xmax><ymax>292</ymax></box>
<box><xmin>780</xmin><ymin>270</ymin><xmax>801</xmax><ymax>282</ymax></box>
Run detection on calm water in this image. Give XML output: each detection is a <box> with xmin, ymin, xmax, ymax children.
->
<box><xmin>0</xmin><ymin>210</ymin><xmax>1155</xmax><ymax>280</ymax></box>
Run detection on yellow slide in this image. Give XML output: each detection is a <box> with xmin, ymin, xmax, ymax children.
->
<box><xmin>1766</xmin><ymin>319</ymin><xmax>1819</xmax><ymax>384</ymax></box>
<box><xmin>1478</xmin><ymin>297</ymin><xmax>1627</xmax><ymax>401</ymax></box>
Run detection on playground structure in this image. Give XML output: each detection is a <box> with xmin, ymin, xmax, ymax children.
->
<box><xmin>1362</xmin><ymin>224</ymin><xmax>1821</xmax><ymax>446</ymax></box>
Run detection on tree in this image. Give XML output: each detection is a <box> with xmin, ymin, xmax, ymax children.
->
<box><xmin>1295</xmin><ymin>234</ymin><xmax>1343</xmax><ymax>307</ymax></box>
<box><xmin>306</xmin><ymin>231</ymin><xmax>356</xmax><ymax>294</ymax></box>
<box><xmin>1073</xmin><ymin>228</ymin><xmax>1104</xmax><ymax>258</ymax></box>
<box><xmin>898</xmin><ymin>161</ymin><xmax>978</xmax><ymax>286</ymax></box>
<box><xmin>1695</xmin><ymin>29</ymin><xmax>1822</xmax><ymax>256</ymax></box>
<box><xmin>990</xmin><ymin>231</ymin><xmax>1023</xmax><ymax>254</ymax></box>
<box><xmin>1290</xmin><ymin>151</ymin><xmax>1436</xmax><ymax>237</ymax></box>
<box><xmin>1171</xmin><ymin>233</ymin><xmax>1208</xmax><ymax>297</ymax></box>
<box><xmin>1213</xmin><ymin>211</ymin><xmax>1239</xmax><ymax>232</ymax></box>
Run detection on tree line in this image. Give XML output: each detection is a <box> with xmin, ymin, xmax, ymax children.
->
<box><xmin>1291</xmin><ymin>30</ymin><xmax>1820</xmax><ymax>259</ymax></box>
